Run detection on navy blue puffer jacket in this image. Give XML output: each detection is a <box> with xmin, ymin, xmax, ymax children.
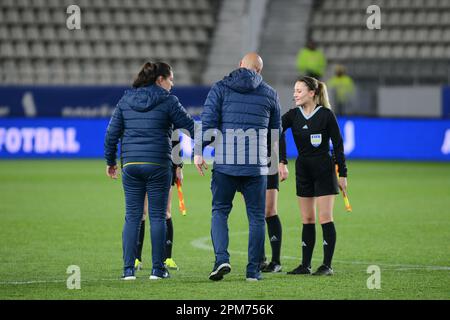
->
<box><xmin>200</xmin><ymin>68</ymin><xmax>281</xmax><ymax>176</ymax></box>
<box><xmin>104</xmin><ymin>85</ymin><xmax>194</xmax><ymax>167</ymax></box>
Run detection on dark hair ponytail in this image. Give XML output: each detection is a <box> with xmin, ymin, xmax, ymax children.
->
<box><xmin>132</xmin><ymin>61</ymin><xmax>172</xmax><ymax>88</ymax></box>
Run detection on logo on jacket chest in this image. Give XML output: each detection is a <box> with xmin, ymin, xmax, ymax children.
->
<box><xmin>310</xmin><ymin>134</ymin><xmax>322</xmax><ymax>147</ymax></box>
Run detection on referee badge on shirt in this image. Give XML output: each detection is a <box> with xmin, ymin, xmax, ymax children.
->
<box><xmin>310</xmin><ymin>134</ymin><xmax>322</xmax><ymax>147</ymax></box>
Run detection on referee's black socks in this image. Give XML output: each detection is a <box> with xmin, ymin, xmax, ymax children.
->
<box><xmin>136</xmin><ymin>219</ymin><xmax>146</xmax><ymax>261</ymax></box>
<box><xmin>321</xmin><ymin>222</ymin><xmax>336</xmax><ymax>268</ymax></box>
<box><xmin>165</xmin><ymin>218</ymin><xmax>174</xmax><ymax>259</ymax></box>
<box><xmin>302</xmin><ymin>224</ymin><xmax>316</xmax><ymax>267</ymax></box>
<box><xmin>266</xmin><ymin>215</ymin><xmax>282</xmax><ymax>264</ymax></box>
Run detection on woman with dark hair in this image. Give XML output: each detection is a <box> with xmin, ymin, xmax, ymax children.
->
<box><xmin>104</xmin><ymin>61</ymin><xmax>196</xmax><ymax>280</ymax></box>
<box><xmin>280</xmin><ymin>76</ymin><xmax>348</xmax><ymax>276</ymax></box>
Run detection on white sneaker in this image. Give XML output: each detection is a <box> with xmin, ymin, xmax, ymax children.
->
<box><xmin>246</xmin><ymin>277</ymin><xmax>259</xmax><ymax>282</ymax></box>
<box><xmin>149</xmin><ymin>270</ymin><xmax>170</xmax><ymax>280</ymax></box>
<box><xmin>122</xmin><ymin>276</ymin><xmax>136</xmax><ymax>281</ymax></box>
<box><xmin>246</xmin><ymin>273</ymin><xmax>262</xmax><ymax>281</ymax></box>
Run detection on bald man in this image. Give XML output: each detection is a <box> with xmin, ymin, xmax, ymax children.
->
<box><xmin>240</xmin><ymin>52</ymin><xmax>263</xmax><ymax>73</ymax></box>
<box><xmin>195</xmin><ymin>53</ymin><xmax>282</xmax><ymax>281</ymax></box>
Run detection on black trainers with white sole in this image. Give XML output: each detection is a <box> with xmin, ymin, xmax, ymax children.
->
<box><xmin>312</xmin><ymin>264</ymin><xmax>334</xmax><ymax>276</ymax></box>
<box><xmin>261</xmin><ymin>261</ymin><xmax>282</xmax><ymax>273</ymax></box>
<box><xmin>209</xmin><ymin>263</ymin><xmax>231</xmax><ymax>281</ymax></box>
<box><xmin>287</xmin><ymin>264</ymin><xmax>312</xmax><ymax>275</ymax></box>
<box><xmin>259</xmin><ymin>257</ymin><xmax>268</xmax><ymax>271</ymax></box>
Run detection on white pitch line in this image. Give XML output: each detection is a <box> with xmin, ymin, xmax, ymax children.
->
<box><xmin>0</xmin><ymin>273</ymin><xmax>215</xmax><ymax>286</ymax></box>
<box><xmin>1</xmin><ymin>231</ymin><xmax>448</xmax><ymax>286</ymax></box>
<box><xmin>0</xmin><ymin>279</ymin><xmax>66</xmax><ymax>285</ymax></box>
<box><xmin>190</xmin><ymin>233</ymin><xmax>450</xmax><ymax>271</ymax></box>
<box><xmin>0</xmin><ymin>278</ymin><xmax>121</xmax><ymax>285</ymax></box>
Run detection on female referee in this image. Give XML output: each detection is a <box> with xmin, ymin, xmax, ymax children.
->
<box><xmin>104</xmin><ymin>61</ymin><xmax>195</xmax><ymax>280</ymax></box>
<box><xmin>280</xmin><ymin>76</ymin><xmax>348</xmax><ymax>276</ymax></box>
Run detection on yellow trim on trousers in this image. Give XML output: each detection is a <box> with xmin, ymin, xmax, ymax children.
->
<box><xmin>123</xmin><ymin>162</ymin><xmax>161</xmax><ymax>167</ymax></box>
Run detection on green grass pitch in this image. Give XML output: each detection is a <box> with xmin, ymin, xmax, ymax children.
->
<box><xmin>0</xmin><ymin>160</ymin><xmax>449</xmax><ymax>299</ymax></box>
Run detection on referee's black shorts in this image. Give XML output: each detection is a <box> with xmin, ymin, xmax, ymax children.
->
<box><xmin>295</xmin><ymin>155</ymin><xmax>339</xmax><ymax>197</ymax></box>
<box><xmin>171</xmin><ymin>165</ymin><xmax>177</xmax><ymax>186</ymax></box>
<box><xmin>266</xmin><ymin>173</ymin><xmax>279</xmax><ymax>191</ymax></box>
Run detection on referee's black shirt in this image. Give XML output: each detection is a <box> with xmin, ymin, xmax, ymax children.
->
<box><xmin>280</xmin><ymin>105</ymin><xmax>347</xmax><ymax>177</ymax></box>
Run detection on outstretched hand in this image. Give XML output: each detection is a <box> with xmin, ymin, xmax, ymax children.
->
<box><xmin>194</xmin><ymin>155</ymin><xmax>208</xmax><ymax>176</ymax></box>
<box><xmin>175</xmin><ymin>166</ymin><xmax>184</xmax><ymax>185</ymax></box>
<box><xmin>338</xmin><ymin>177</ymin><xmax>348</xmax><ymax>197</ymax></box>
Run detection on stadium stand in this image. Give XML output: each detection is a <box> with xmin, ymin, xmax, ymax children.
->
<box><xmin>203</xmin><ymin>0</ymin><xmax>269</xmax><ymax>84</ymax></box>
<box><xmin>310</xmin><ymin>0</ymin><xmax>450</xmax><ymax>85</ymax></box>
<box><xmin>256</xmin><ymin>0</ymin><xmax>313</xmax><ymax>110</ymax></box>
<box><xmin>254</xmin><ymin>0</ymin><xmax>449</xmax><ymax>114</ymax></box>
<box><xmin>0</xmin><ymin>0</ymin><xmax>221</xmax><ymax>85</ymax></box>
<box><xmin>1</xmin><ymin>0</ymin><xmax>448</xmax><ymax>114</ymax></box>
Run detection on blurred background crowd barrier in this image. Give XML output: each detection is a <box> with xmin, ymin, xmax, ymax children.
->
<box><xmin>1</xmin><ymin>0</ymin><xmax>449</xmax><ymax>161</ymax></box>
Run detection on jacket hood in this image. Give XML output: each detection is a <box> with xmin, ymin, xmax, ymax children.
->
<box><xmin>222</xmin><ymin>68</ymin><xmax>263</xmax><ymax>93</ymax></box>
<box><xmin>121</xmin><ymin>85</ymin><xmax>170</xmax><ymax>112</ymax></box>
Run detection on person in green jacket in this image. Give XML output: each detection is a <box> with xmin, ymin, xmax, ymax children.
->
<box><xmin>296</xmin><ymin>39</ymin><xmax>327</xmax><ymax>80</ymax></box>
<box><xmin>327</xmin><ymin>64</ymin><xmax>355</xmax><ymax>115</ymax></box>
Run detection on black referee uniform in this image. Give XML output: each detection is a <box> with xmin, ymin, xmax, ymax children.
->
<box><xmin>282</xmin><ymin>103</ymin><xmax>347</xmax><ymax>276</ymax></box>
<box><xmin>266</xmin><ymin>133</ymin><xmax>282</xmax><ymax>191</ymax></box>
<box><xmin>280</xmin><ymin>104</ymin><xmax>347</xmax><ymax>197</ymax></box>
<box><xmin>260</xmin><ymin>133</ymin><xmax>284</xmax><ymax>272</ymax></box>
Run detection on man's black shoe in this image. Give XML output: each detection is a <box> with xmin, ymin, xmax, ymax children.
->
<box><xmin>209</xmin><ymin>263</ymin><xmax>231</xmax><ymax>281</ymax></box>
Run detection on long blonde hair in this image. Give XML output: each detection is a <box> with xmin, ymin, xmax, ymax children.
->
<box><xmin>298</xmin><ymin>76</ymin><xmax>331</xmax><ymax>109</ymax></box>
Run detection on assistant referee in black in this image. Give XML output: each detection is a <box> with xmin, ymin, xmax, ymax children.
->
<box><xmin>279</xmin><ymin>76</ymin><xmax>348</xmax><ymax>276</ymax></box>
